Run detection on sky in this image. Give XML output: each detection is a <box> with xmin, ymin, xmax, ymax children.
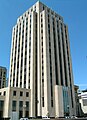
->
<box><xmin>0</xmin><ymin>0</ymin><xmax>87</xmax><ymax>90</ymax></box>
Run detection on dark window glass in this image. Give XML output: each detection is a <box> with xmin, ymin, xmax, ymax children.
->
<box><xmin>13</xmin><ymin>91</ymin><xmax>16</xmax><ymax>96</ymax></box>
<box><xmin>20</xmin><ymin>91</ymin><xmax>23</xmax><ymax>96</ymax></box>
<box><xmin>19</xmin><ymin>111</ymin><xmax>23</xmax><ymax>119</ymax></box>
<box><xmin>0</xmin><ymin>100</ymin><xmax>4</xmax><ymax>117</ymax></box>
<box><xmin>26</xmin><ymin>92</ymin><xmax>29</xmax><ymax>97</ymax></box>
<box><xmin>26</xmin><ymin>101</ymin><xmax>29</xmax><ymax>109</ymax></box>
<box><xmin>19</xmin><ymin>101</ymin><xmax>23</xmax><ymax>109</ymax></box>
<box><xmin>12</xmin><ymin>101</ymin><xmax>16</xmax><ymax>111</ymax></box>
<box><xmin>42</xmin><ymin>97</ymin><xmax>44</xmax><ymax>107</ymax></box>
<box><xmin>0</xmin><ymin>100</ymin><xmax>4</xmax><ymax>109</ymax></box>
<box><xmin>3</xmin><ymin>91</ymin><xmax>6</xmax><ymax>96</ymax></box>
<box><xmin>83</xmin><ymin>99</ymin><xmax>87</xmax><ymax>106</ymax></box>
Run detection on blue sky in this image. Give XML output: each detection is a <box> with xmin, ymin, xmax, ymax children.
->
<box><xmin>0</xmin><ymin>0</ymin><xmax>87</xmax><ymax>90</ymax></box>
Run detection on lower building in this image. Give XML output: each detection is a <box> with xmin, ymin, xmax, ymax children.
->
<box><xmin>74</xmin><ymin>85</ymin><xmax>83</xmax><ymax>117</ymax></box>
<box><xmin>78</xmin><ymin>90</ymin><xmax>87</xmax><ymax>116</ymax></box>
<box><xmin>0</xmin><ymin>87</ymin><xmax>30</xmax><ymax>119</ymax></box>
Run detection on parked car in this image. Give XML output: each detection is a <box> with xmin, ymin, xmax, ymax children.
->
<box><xmin>65</xmin><ymin>116</ymin><xmax>70</xmax><ymax>118</ymax></box>
<box><xmin>42</xmin><ymin>116</ymin><xmax>50</xmax><ymax>119</ymax></box>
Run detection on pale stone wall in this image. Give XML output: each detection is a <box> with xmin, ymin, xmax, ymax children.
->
<box><xmin>79</xmin><ymin>92</ymin><xmax>87</xmax><ymax>114</ymax></box>
<box><xmin>0</xmin><ymin>87</ymin><xmax>30</xmax><ymax>118</ymax></box>
<box><xmin>7</xmin><ymin>1</ymin><xmax>76</xmax><ymax>118</ymax></box>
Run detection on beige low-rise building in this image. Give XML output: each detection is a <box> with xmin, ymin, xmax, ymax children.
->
<box><xmin>0</xmin><ymin>87</ymin><xmax>30</xmax><ymax>119</ymax></box>
<box><xmin>74</xmin><ymin>85</ymin><xmax>82</xmax><ymax>117</ymax></box>
<box><xmin>78</xmin><ymin>90</ymin><xmax>87</xmax><ymax>116</ymax></box>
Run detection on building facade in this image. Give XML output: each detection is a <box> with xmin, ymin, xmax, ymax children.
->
<box><xmin>0</xmin><ymin>66</ymin><xmax>7</xmax><ymax>88</ymax></box>
<box><xmin>0</xmin><ymin>87</ymin><xmax>30</xmax><ymax>119</ymax></box>
<box><xmin>78</xmin><ymin>90</ymin><xmax>87</xmax><ymax>116</ymax></box>
<box><xmin>8</xmin><ymin>1</ymin><xmax>76</xmax><ymax>117</ymax></box>
<box><xmin>74</xmin><ymin>85</ymin><xmax>82</xmax><ymax>117</ymax></box>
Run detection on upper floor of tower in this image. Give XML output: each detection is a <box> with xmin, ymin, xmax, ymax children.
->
<box><xmin>16</xmin><ymin>1</ymin><xmax>63</xmax><ymax>24</ymax></box>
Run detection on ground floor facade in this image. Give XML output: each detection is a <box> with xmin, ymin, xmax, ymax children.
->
<box><xmin>0</xmin><ymin>87</ymin><xmax>30</xmax><ymax>119</ymax></box>
<box><xmin>0</xmin><ymin>85</ymin><xmax>76</xmax><ymax>119</ymax></box>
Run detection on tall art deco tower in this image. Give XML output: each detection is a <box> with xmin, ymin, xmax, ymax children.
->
<box><xmin>9</xmin><ymin>1</ymin><xmax>76</xmax><ymax>117</ymax></box>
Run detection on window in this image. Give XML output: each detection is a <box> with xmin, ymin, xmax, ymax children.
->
<box><xmin>20</xmin><ymin>82</ymin><xmax>22</xmax><ymax>87</ymax></box>
<box><xmin>42</xmin><ymin>72</ymin><xmax>44</xmax><ymax>76</ymax></box>
<box><xmin>51</xmin><ymin>99</ymin><xmax>53</xmax><ymax>107</ymax></box>
<box><xmin>29</xmin><ymin>49</ymin><xmax>31</xmax><ymax>53</ymax></box>
<box><xmin>29</xmin><ymin>72</ymin><xmax>30</xmax><ymax>76</ymax></box>
<box><xmin>41</xmin><ymin>24</ymin><xmax>43</xmax><ymax>28</ymax></box>
<box><xmin>83</xmin><ymin>99</ymin><xmax>87</xmax><ymax>106</ymax></box>
<box><xmin>59</xmin><ymin>17</ymin><xmax>61</xmax><ymax>20</ymax></box>
<box><xmin>42</xmin><ymin>54</ymin><xmax>43</xmax><ymax>58</ymax></box>
<box><xmin>48</xmin><ymin>9</ymin><xmax>50</xmax><ymax>13</ymax></box>
<box><xmin>42</xmin><ymin>97</ymin><xmax>44</xmax><ymax>107</ymax></box>
<box><xmin>20</xmin><ymin>91</ymin><xmax>23</xmax><ymax>96</ymax></box>
<box><xmin>34</xmin><ymin>6</ymin><xmax>36</xmax><ymax>11</ymax></box>
<box><xmin>31</xmin><ymin>8</ymin><xmax>33</xmax><ymax>12</ymax></box>
<box><xmin>0</xmin><ymin>100</ymin><xmax>4</xmax><ymax>109</ymax></box>
<box><xmin>41</xmin><ymin>36</ymin><xmax>43</xmax><ymax>39</ymax></box>
<box><xmin>41</xmin><ymin>14</ymin><xmax>42</xmax><ymax>17</ymax></box>
<box><xmin>42</xmin><ymin>59</ymin><xmax>44</xmax><ymax>64</ymax></box>
<box><xmin>42</xmin><ymin>66</ymin><xmax>44</xmax><ymax>70</ymax></box>
<box><xmin>26</xmin><ymin>101</ymin><xmax>29</xmax><ymax>108</ymax></box>
<box><xmin>19</xmin><ymin>111</ymin><xmax>23</xmax><ymax>119</ymax></box>
<box><xmin>12</xmin><ymin>101</ymin><xmax>16</xmax><ymax>111</ymax></box>
<box><xmin>41</xmin><ymin>29</ymin><xmax>43</xmax><ymax>33</ymax></box>
<box><xmin>19</xmin><ymin>101</ymin><xmax>23</xmax><ymax>108</ymax></box>
<box><xmin>3</xmin><ymin>91</ymin><xmax>6</xmax><ymax>96</ymax></box>
<box><xmin>26</xmin><ymin>92</ymin><xmax>29</xmax><ymax>97</ymax></box>
<box><xmin>41</xmin><ymin>42</ymin><xmax>43</xmax><ymax>46</ymax></box>
<box><xmin>26</xmin><ymin>101</ymin><xmax>29</xmax><ymax>111</ymax></box>
<box><xmin>25</xmin><ymin>111</ymin><xmax>29</xmax><ymax>118</ymax></box>
<box><xmin>13</xmin><ymin>91</ymin><xmax>16</xmax><ymax>96</ymax></box>
<box><xmin>4</xmin><ymin>72</ymin><xmax>6</xmax><ymax>75</ymax></box>
<box><xmin>29</xmin><ymin>42</ymin><xmax>31</xmax><ymax>46</ymax></box>
<box><xmin>41</xmin><ymin>18</ymin><xmax>43</xmax><ymax>22</ymax></box>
